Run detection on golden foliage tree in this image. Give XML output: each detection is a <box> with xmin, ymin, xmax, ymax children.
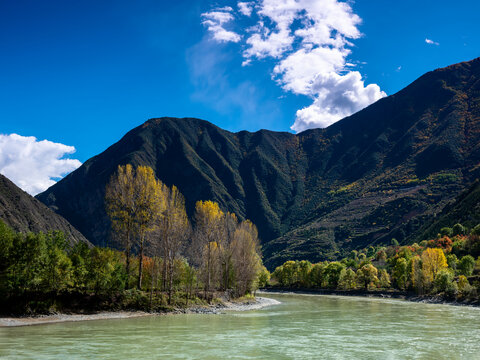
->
<box><xmin>193</xmin><ymin>200</ymin><xmax>224</xmax><ymax>295</ymax></box>
<box><xmin>106</xmin><ymin>165</ymin><xmax>164</xmax><ymax>290</ymax></box>
<box><xmin>421</xmin><ymin>248</ymin><xmax>447</xmax><ymax>290</ymax></box>
<box><xmin>231</xmin><ymin>220</ymin><xmax>262</xmax><ymax>296</ymax></box>
<box><xmin>158</xmin><ymin>185</ymin><xmax>190</xmax><ymax>303</ymax></box>
<box><xmin>105</xmin><ymin>164</ymin><xmax>137</xmax><ymax>288</ymax></box>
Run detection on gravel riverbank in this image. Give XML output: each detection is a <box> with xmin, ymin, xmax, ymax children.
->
<box><xmin>0</xmin><ymin>296</ymin><xmax>281</xmax><ymax>327</ymax></box>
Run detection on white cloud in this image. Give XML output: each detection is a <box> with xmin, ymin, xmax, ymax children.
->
<box><xmin>201</xmin><ymin>7</ymin><xmax>241</xmax><ymax>43</ymax></box>
<box><xmin>0</xmin><ymin>134</ymin><xmax>82</xmax><ymax>195</ymax></box>
<box><xmin>293</xmin><ymin>71</ymin><xmax>385</xmax><ymax>131</ymax></box>
<box><xmin>201</xmin><ymin>0</ymin><xmax>386</xmax><ymax>131</ymax></box>
<box><xmin>425</xmin><ymin>38</ymin><xmax>439</xmax><ymax>45</ymax></box>
<box><xmin>238</xmin><ymin>2</ymin><xmax>254</xmax><ymax>16</ymax></box>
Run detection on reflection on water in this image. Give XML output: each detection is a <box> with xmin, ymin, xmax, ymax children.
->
<box><xmin>1</xmin><ymin>293</ymin><xmax>480</xmax><ymax>359</ymax></box>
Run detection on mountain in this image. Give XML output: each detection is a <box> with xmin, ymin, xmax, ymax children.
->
<box><xmin>37</xmin><ymin>57</ymin><xmax>480</xmax><ymax>268</ymax></box>
<box><xmin>0</xmin><ymin>174</ymin><xmax>89</xmax><ymax>245</ymax></box>
<box><xmin>416</xmin><ymin>179</ymin><xmax>480</xmax><ymax>240</ymax></box>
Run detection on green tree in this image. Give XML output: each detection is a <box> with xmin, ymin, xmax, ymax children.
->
<box><xmin>452</xmin><ymin>223</ymin><xmax>466</xmax><ymax>236</ymax></box>
<box><xmin>392</xmin><ymin>258</ymin><xmax>408</xmax><ymax>290</ymax></box>
<box><xmin>440</xmin><ymin>227</ymin><xmax>453</xmax><ymax>237</ymax></box>
<box><xmin>324</xmin><ymin>262</ymin><xmax>345</xmax><ymax>289</ymax></box>
<box><xmin>356</xmin><ymin>264</ymin><xmax>379</xmax><ymax>290</ymax></box>
<box><xmin>446</xmin><ymin>254</ymin><xmax>458</xmax><ymax>273</ymax></box>
<box><xmin>457</xmin><ymin>255</ymin><xmax>475</xmax><ymax>276</ymax></box>
<box><xmin>308</xmin><ymin>263</ymin><xmax>326</xmax><ymax>287</ymax></box>
<box><xmin>378</xmin><ymin>269</ymin><xmax>391</xmax><ymax>288</ymax></box>
<box><xmin>338</xmin><ymin>268</ymin><xmax>356</xmax><ymax>290</ymax></box>
<box><xmin>434</xmin><ymin>269</ymin><xmax>457</xmax><ymax>296</ymax></box>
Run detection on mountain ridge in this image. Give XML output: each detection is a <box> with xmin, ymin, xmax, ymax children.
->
<box><xmin>0</xmin><ymin>173</ymin><xmax>90</xmax><ymax>245</ymax></box>
<box><xmin>37</xmin><ymin>57</ymin><xmax>480</xmax><ymax>267</ymax></box>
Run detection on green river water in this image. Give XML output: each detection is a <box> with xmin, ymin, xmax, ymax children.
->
<box><xmin>1</xmin><ymin>293</ymin><xmax>480</xmax><ymax>359</ymax></box>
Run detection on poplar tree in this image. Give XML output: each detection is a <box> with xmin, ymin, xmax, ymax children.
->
<box><xmin>105</xmin><ymin>164</ymin><xmax>136</xmax><ymax>288</ymax></box>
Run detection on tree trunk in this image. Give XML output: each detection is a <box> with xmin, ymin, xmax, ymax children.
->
<box><xmin>137</xmin><ymin>235</ymin><xmax>145</xmax><ymax>290</ymax></box>
<box><xmin>125</xmin><ymin>249</ymin><xmax>131</xmax><ymax>290</ymax></box>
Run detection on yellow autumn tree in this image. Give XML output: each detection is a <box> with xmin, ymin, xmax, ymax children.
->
<box><xmin>157</xmin><ymin>185</ymin><xmax>190</xmax><ymax>304</ymax></box>
<box><xmin>105</xmin><ymin>164</ymin><xmax>136</xmax><ymax>288</ymax></box>
<box><xmin>193</xmin><ymin>200</ymin><xmax>224</xmax><ymax>295</ymax></box>
<box><xmin>105</xmin><ymin>164</ymin><xmax>164</xmax><ymax>290</ymax></box>
<box><xmin>133</xmin><ymin>166</ymin><xmax>164</xmax><ymax>290</ymax></box>
<box><xmin>421</xmin><ymin>248</ymin><xmax>447</xmax><ymax>290</ymax></box>
<box><xmin>231</xmin><ymin>220</ymin><xmax>262</xmax><ymax>296</ymax></box>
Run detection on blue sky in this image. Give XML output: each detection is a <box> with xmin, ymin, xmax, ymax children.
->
<box><xmin>0</xmin><ymin>0</ymin><xmax>479</xmax><ymax>194</ymax></box>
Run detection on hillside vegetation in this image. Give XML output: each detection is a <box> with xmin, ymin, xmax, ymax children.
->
<box><xmin>37</xmin><ymin>58</ymin><xmax>480</xmax><ymax>268</ymax></box>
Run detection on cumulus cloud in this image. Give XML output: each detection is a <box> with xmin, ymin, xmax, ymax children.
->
<box><xmin>201</xmin><ymin>7</ymin><xmax>241</xmax><ymax>43</ymax></box>
<box><xmin>0</xmin><ymin>134</ymin><xmax>82</xmax><ymax>195</ymax></box>
<box><xmin>238</xmin><ymin>2</ymin><xmax>254</xmax><ymax>16</ymax></box>
<box><xmin>425</xmin><ymin>38</ymin><xmax>439</xmax><ymax>45</ymax></box>
<box><xmin>201</xmin><ymin>0</ymin><xmax>386</xmax><ymax>131</ymax></box>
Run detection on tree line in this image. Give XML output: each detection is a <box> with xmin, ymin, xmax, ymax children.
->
<box><xmin>0</xmin><ymin>164</ymin><xmax>267</xmax><ymax>314</ymax></box>
<box><xmin>105</xmin><ymin>164</ymin><xmax>267</xmax><ymax>300</ymax></box>
<box><xmin>271</xmin><ymin>223</ymin><xmax>480</xmax><ymax>301</ymax></box>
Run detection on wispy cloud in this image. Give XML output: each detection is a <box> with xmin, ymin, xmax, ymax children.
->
<box><xmin>425</xmin><ymin>38</ymin><xmax>439</xmax><ymax>45</ymax></box>
<box><xmin>201</xmin><ymin>0</ymin><xmax>386</xmax><ymax>132</ymax></box>
<box><xmin>187</xmin><ymin>38</ymin><xmax>281</xmax><ymax>130</ymax></box>
<box><xmin>201</xmin><ymin>6</ymin><xmax>241</xmax><ymax>43</ymax></box>
<box><xmin>0</xmin><ymin>134</ymin><xmax>81</xmax><ymax>195</ymax></box>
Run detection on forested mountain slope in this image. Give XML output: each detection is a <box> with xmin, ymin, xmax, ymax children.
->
<box><xmin>37</xmin><ymin>57</ymin><xmax>480</xmax><ymax>267</ymax></box>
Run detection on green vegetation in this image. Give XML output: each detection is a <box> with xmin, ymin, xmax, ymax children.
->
<box><xmin>0</xmin><ymin>165</ymin><xmax>266</xmax><ymax>315</ymax></box>
<box><xmin>269</xmin><ymin>223</ymin><xmax>480</xmax><ymax>303</ymax></box>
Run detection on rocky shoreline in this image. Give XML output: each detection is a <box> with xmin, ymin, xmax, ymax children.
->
<box><xmin>0</xmin><ymin>296</ymin><xmax>281</xmax><ymax>327</ymax></box>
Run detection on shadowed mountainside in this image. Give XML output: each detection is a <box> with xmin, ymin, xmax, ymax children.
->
<box><xmin>37</xmin><ymin>58</ymin><xmax>480</xmax><ymax>268</ymax></box>
<box><xmin>0</xmin><ymin>174</ymin><xmax>90</xmax><ymax>245</ymax></box>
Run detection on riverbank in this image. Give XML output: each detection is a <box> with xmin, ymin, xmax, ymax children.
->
<box><xmin>0</xmin><ymin>296</ymin><xmax>280</xmax><ymax>327</ymax></box>
<box><xmin>261</xmin><ymin>287</ymin><xmax>480</xmax><ymax>307</ymax></box>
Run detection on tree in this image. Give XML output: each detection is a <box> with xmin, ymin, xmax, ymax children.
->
<box><xmin>218</xmin><ymin>212</ymin><xmax>238</xmax><ymax>291</ymax></box>
<box><xmin>105</xmin><ymin>164</ymin><xmax>137</xmax><ymax>289</ymax></box>
<box><xmin>421</xmin><ymin>248</ymin><xmax>447</xmax><ymax>289</ymax></box>
<box><xmin>42</xmin><ymin>232</ymin><xmax>72</xmax><ymax>292</ymax></box>
<box><xmin>378</xmin><ymin>269</ymin><xmax>391</xmax><ymax>288</ymax></box>
<box><xmin>193</xmin><ymin>200</ymin><xmax>224</xmax><ymax>295</ymax></box>
<box><xmin>440</xmin><ymin>227</ymin><xmax>453</xmax><ymax>237</ymax></box>
<box><xmin>446</xmin><ymin>254</ymin><xmax>458</xmax><ymax>273</ymax></box>
<box><xmin>324</xmin><ymin>262</ymin><xmax>345</xmax><ymax>289</ymax></box>
<box><xmin>434</xmin><ymin>269</ymin><xmax>457</xmax><ymax>296</ymax></box>
<box><xmin>392</xmin><ymin>258</ymin><xmax>408</xmax><ymax>290</ymax></box>
<box><xmin>133</xmin><ymin>166</ymin><xmax>164</xmax><ymax>290</ymax></box>
<box><xmin>156</xmin><ymin>185</ymin><xmax>190</xmax><ymax>303</ymax></box>
<box><xmin>308</xmin><ymin>263</ymin><xmax>326</xmax><ymax>287</ymax></box>
<box><xmin>410</xmin><ymin>256</ymin><xmax>425</xmax><ymax>294</ymax></box>
<box><xmin>356</xmin><ymin>264</ymin><xmax>379</xmax><ymax>290</ymax></box>
<box><xmin>452</xmin><ymin>223</ymin><xmax>466</xmax><ymax>236</ymax></box>
<box><xmin>297</xmin><ymin>260</ymin><xmax>312</xmax><ymax>287</ymax></box>
<box><xmin>457</xmin><ymin>255</ymin><xmax>475</xmax><ymax>276</ymax></box>
<box><xmin>231</xmin><ymin>220</ymin><xmax>262</xmax><ymax>296</ymax></box>
<box><xmin>257</xmin><ymin>266</ymin><xmax>270</xmax><ymax>288</ymax></box>
<box><xmin>338</xmin><ymin>268</ymin><xmax>356</xmax><ymax>290</ymax></box>
<box><xmin>106</xmin><ymin>165</ymin><xmax>164</xmax><ymax>290</ymax></box>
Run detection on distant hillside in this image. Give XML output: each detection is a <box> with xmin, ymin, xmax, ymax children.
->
<box><xmin>416</xmin><ymin>179</ymin><xmax>480</xmax><ymax>239</ymax></box>
<box><xmin>37</xmin><ymin>57</ymin><xmax>480</xmax><ymax>268</ymax></box>
<box><xmin>0</xmin><ymin>174</ymin><xmax>89</xmax><ymax>245</ymax></box>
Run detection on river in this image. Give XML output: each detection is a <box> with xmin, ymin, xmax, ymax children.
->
<box><xmin>1</xmin><ymin>293</ymin><xmax>480</xmax><ymax>359</ymax></box>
